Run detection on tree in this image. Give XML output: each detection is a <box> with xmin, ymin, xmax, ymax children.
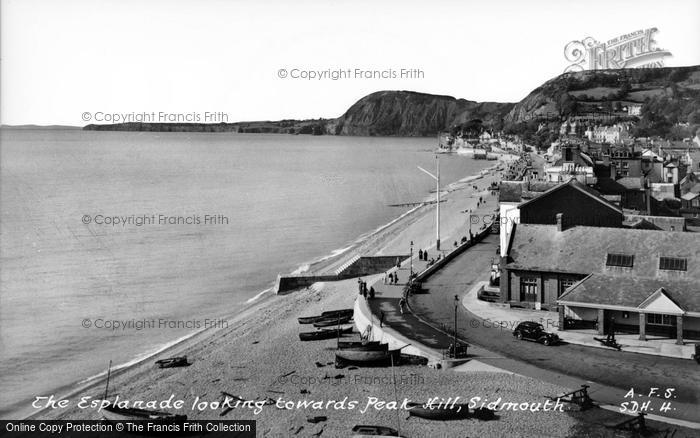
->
<box><xmin>558</xmin><ymin>93</ymin><xmax>577</xmax><ymax>116</ymax></box>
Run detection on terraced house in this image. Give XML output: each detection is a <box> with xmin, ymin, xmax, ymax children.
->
<box><xmin>500</xmin><ymin>221</ymin><xmax>700</xmax><ymax>344</ymax></box>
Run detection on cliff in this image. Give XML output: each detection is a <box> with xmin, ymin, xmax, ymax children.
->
<box><xmin>329</xmin><ymin>91</ymin><xmax>513</xmax><ymax>136</ymax></box>
<box><xmin>504</xmin><ymin>66</ymin><xmax>700</xmax><ymax>125</ymax></box>
<box><xmin>84</xmin><ymin>65</ymin><xmax>700</xmax><ymax>137</ymax></box>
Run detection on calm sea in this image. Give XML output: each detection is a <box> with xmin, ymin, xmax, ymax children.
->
<box><xmin>0</xmin><ymin>129</ymin><xmax>492</xmax><ymax>417</ymax></box>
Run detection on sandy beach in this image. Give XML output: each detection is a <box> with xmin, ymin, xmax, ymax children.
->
<box><xmin>31</xmin><ymin>154</ymin><xmax>601</xmax><ymax>437</ymax></box>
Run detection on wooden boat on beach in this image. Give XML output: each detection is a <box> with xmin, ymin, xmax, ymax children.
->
<box><xmin>351</xmin><ymin>425</ymin><xmax>403</xmax><ymax>437</ymax></box>
<box><xmin>337</xmin><ymin>340</ymin><xmax>382</xmax><ymax>349</ymax></box>
<box><xmin>406</xmin><ymin>401</ymin><xmax>470</xmax><ymax>420</ymax></box>
<box><xmin>299</xmin><ymin>326</ymin><xmax>352</xmax><ymax>341</ymax></box>
<box><xmin>336</xmin><ymin>348</ymin><xmax>400</xmax><ymax>365</ymax></box>
<box><xmin>102</xmin><ymin>405</ymin><xmax>187</xmax><ymax>422</ymax></box>
<box><xmin>101</xmin><ymin>360</ymin><xmax>186</xmax><ymax>423</ymax></box>
<box><xmin>322</xmin><ymin>309</ymin><xmax>353</xmax><ymax>318</ymax></box>
<box><xmin>155</xmin><ymin>356</ymin><xmax>188</xmax><ymax>368</ymax></box>
<box><xmin>313</xmin><ymin>315</ymin><xmax>352</xmax><ymax>327</ymax></box>
<box><xmin>338</xmin><ymin>342</ymin><xmax>388</xmax><ymax>351</ymax></box>
<box><xmin>298</xmin><ymin>315</ymin><xmax>326</xmax><ymax>324</ymax></box>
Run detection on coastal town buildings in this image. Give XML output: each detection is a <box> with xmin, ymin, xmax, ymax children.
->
<box><xmin>501</xmin><ymin>221</ymin><xmax>700</xmax><ymax>345</ymax></box>
<box><xmin>542</xmin><ymin>147</ymin><xmax>596</xmax><ymax>184</ymax></box>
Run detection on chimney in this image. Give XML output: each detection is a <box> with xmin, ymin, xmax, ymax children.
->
<box><xmin>556</xmin><ymin>213</ymin><xmax>564</xmax><ymax>232</ymax></box>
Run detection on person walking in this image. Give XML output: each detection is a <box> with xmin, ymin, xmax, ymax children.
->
<box><xmin>369</xmin><ymin>286</ymin><xmax>375</xmax><ymax>299</ymax></box>
<box><xmin>418</xmin><ymin>249</ymin><xmax>423</xmax><ymax>260</ymax></box>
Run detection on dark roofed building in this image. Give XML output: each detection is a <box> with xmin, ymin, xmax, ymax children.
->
<box><xmin>500</xmin><ymin>222</ymin><xmax>700</xmax><ymax>343</ymax></box>
<box><xmin>518</xmin><ymin>179</ymin><xmax>624</xmax><ymax>229</ymax></box>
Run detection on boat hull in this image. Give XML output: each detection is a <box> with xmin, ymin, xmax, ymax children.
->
<box><xmin>102</xmin><ymin>406</ymin><xmax>186</xmax><ymax>422</ymax></box>
<box><xmin>298</xmin><ymin>316</ymin><xmax>325</xmax><ymax>324</ymax></box>
<box><xmin>407</xmin><ymin>402</ymin><xmax>470</xmax><ymax>420</ymax></box>
<box><xmin>299</xmin><ymin>326</ymin><xmax>352</xmax><ymax>341</ymax></box>
<box><xmin>335</xmin><ymin>348</ymin><xmax>400</xmax><ymax>365</ymax></box>
<box><xmin>321</xmin><ymin>309</ymin><xmax>353</xmax><ymax>318</ymax></box>
<box><xmin>337</xmin><ymin>341</ymin><xmax>381</xmax><ymax>349</ymax></box>
<box><xmin>313</xmin><ymin>315</ymin><xmax>352</xmax><ymax>327</ymax></box>
<box><xmin>338</xmin><ymin>343</ymin><xmax>388</xmax><ymax>351</ymax></box>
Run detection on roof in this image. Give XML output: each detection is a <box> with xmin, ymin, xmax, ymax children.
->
<box><xmin>554</xmin><ymin>150</ymin><xmax>594</xmax><ymax>168</ymax></box>
<box><xmin>505</xmin><ymin>224</ymin><xmax>700</xmax><ymax>281</ymax></box>
<box><xmin>622</xmin><ymin>214</ymin><xmax>686</xmax><ymax>232</ymax></box>
<box><xmin>594</xmin><ymin>177</ymin><xmax>626</xmax><ymax>195</ymax></box>
<box><xmin>518</xmin><ymin>179</ymin><xmax>622</xmax><ymax>215</ymax></box>
<box><xmin>616</xmin><ymin>177</ymin><xmax>644</xmax><ymax>190</ymax></box>
<box><xmin>559</xmin><ymin>274</ymin><xmax>700</xmax><ymax>313</ymax></box>
<box><xmin>499</xmin><ymin>181</ymin><xmax>560</xmax><ymax>203</ymax></box>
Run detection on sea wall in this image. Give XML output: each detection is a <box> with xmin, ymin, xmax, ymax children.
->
<box><xmin>415</xmin><ymin>224</ymin><xmax>494</xmax><ymax>282</ymax></box>
<box><xmin>274</xmin><ymin>275</ymin><xmax>341</xmax><ymax>294</ymax></box>
<box><xmin>353</xmin><ymin>296</ymin><xmax>442</xmax><ymax>364</ymax></box>
<box><xmin>275</xmin><ymin>255</ymin><xmax>409</xmax><ymax>294</ymax></box>
<box><xmin>339</xmin><ymin>256</ymin><xmax>407</xmax><ymax>277</ymax></box>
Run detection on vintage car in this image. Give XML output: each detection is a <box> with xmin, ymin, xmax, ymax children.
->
<box><xmin>512</xmin><ymin>321</ymin><xmax>559</xmax><ymax>346</ymax></box>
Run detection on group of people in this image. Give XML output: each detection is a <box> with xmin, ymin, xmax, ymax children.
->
<box><xmin>385</xmin><ymin>271</ymin><xmax>399</xmax><ymax>285</ymax></box>
<box><xmin>417</xmin><ymin>248</ymin><xmax>429</xmax><ymax>261</ymax></box>
<box><xmin>357</xmin><ymin>278</ymin><xmax>375</xmax><ymax>299</ymax></box>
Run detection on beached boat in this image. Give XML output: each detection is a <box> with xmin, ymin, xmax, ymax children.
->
<box><xmin>299</xmin><ymin>326</ymin><xmax>352</xmax><ymax>341</ymax></box>
<box><xmin>337</xmin><ymin>340</ymin><xmax>382</xmax><ymax>349</ymax></box>
<box><xmin>155</xmin><ymin>356</ymin><xmax>188</xmax><ymax>368</ymax></box>
<box><xmin>399</xmin><ymin>353</ymin><xmax>428</xmax><ymax>366</ymax></box>
<box><xmin>338</xmin><ymin>342</ymin><xmax>388</xmax><ymax>351</ymax></box>
<box><xmin>313</xmin><ymin>315</ymin><xmax>352</xmax><ymax>327</ymax></box>
<box><xmin>298</xmin><ymin>315</ymin><xmax>325</xmax><ymax>324</ymax></box>
<box><xmin>102</xmin><ymin>405</ymin><xmax>187</xmax><ymax>422</ymax></box>
<box><xmin>407</xmin><ymin>401</ymin><xmax>470</xmax><ymax>420</ymax></box>
<box><xmin>101</xmin><ymin>360</ymin><xmax>186</xmax><ymax>423</ymax></box>
<box><xmin>335</xmin><ymin>348</ymin><xmax>400</xmax><ymax>365</ymax></box>
<box><xmin>351</xmin><ymin>425</ymin><xmax>403</xmax><ymax>437</ymax></box>
<box><xmin>321</xmin><ymin>309</ymin><xmax>353</xmax><ymax>318</ymax></box>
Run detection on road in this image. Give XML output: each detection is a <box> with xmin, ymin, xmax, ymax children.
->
<box><xmin>408</xmin><ymin>232</ymin><xmax>700</xmax><ymax>421</ymax></box>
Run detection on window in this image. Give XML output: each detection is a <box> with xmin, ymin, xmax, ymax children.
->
<box><xmin>647</xmin><ymin>313</ymin><xmax>677</xmax><ymax>326</ymax></box>
<box><xmin>559</xmin><ymin>278</ymin><xmax>577</xmax><ymax>297</ymax></box>
<box><xmin>659</xmin><ymin>257</ymin><xmax>687</xmax><ymax>271</ymax></box>
<box><xmin>519</xmin><ymin>276</ymin><xmax>538</xmax><ymax>302</ymax></box>
<box><xmin>606</xmin><ymin>253</ymin><xmax>634</xmax><ymax>268</ymax></box>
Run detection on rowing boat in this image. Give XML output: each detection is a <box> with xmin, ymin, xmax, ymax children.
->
<box><xmin>155</xmin><ymin>356</ymin><xmax>188</xmax><ymax>368</ymax></box>
<box><xmin>338</xmin><ymin>342</ymin><xmax>388</xmax><ymax>351</ymax></box>
<box><xmin>335</xmin><ymin>348</ymin><xmax>400</xmax><ymax>365</ymax></box>
<box><xmin>298</xmin><ymin>315</ymin><xmax>325</xmax><ymax>324</ymax></box>
<box><xmin>299</xmin><ymin>326</ymin><xmax>352</xmax><ymax>341</ymax></box>
<box><xmin>351</xmin><ymin>425</ymin><xmax>403</xmax><ymax>437</ymax></box>
<box><xmin>102</xmin><ymin>405</ymin><xmax>187</xmax><ymax>422</ymax></box>
<box><xmin>313</xmin><ymin>315</ymin><xmax>352</xmax><ymax>327</ymax></box>
<box><xmin>322</xmin><ymin>309</ymin><xmax>353</xmax><ymax>318</ymax></box>
<box><xmin>406</xmin><ymin>401</ymin><xmax>470</xmax><ymax>420</ymax></box>
<box><xmin>101</xmin><ymin>360</ymin><xmax>186</xmax><ymax>423</ymax></box>
<box><xmin>337</xmin><ymin>340</ymin><xmax>381</xmax><ymax>349</ymax></box>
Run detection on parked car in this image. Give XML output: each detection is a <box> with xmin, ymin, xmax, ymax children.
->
<box><xmin>513</xmin><ymin>321</ymin><xmax>559</xmax><ymax>346</ymax></box>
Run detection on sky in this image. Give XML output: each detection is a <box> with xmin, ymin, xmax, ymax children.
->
<box><xmin>1</xmin><ymin>0</ymin><xmax>699</xmax><ymax>126</ymax></box>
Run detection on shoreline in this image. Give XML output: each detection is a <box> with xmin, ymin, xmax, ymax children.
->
<box><xmin>19</xmin><ymin>154</ymin><xmax>514</xmax><ymax>423</ymax></box>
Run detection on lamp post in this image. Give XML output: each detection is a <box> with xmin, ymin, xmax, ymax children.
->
<box><xmin>453</xmin><ymin>294</ymin><xmax>459</xmax><ymax>357</ymax></box>
<box><xmin>409</xmin><ymin>241</ymin><xmax>414</xmax><ymax>279</ymax></box>
<box><xmin>417</xmin><ymin>156</ymin><xmax>440</xmax><ymax>251</ymax></box>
